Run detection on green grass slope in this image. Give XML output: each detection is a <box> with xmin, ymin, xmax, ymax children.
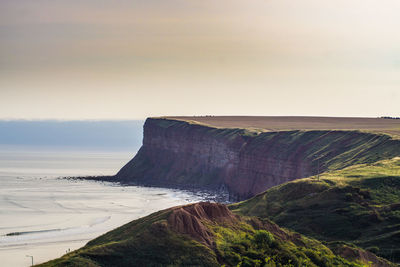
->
<box><xmin>231</xmin><ymin>158</ymin><xmax>400</xmax><ymax>263</ymax></box>
<box><xmin>36</xmin><ymin>202</ymin><xmax>380</xmax><ymax>267</ymax></box>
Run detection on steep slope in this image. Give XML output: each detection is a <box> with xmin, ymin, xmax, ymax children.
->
<box><xmin>37</xmin><ymin>202</ymin><xmax>386</xmax><ymax>267</ymax></box>
<box><xmin>231</xmin><ymin>158</ymin><xmax>400</xmax><ymax>263</ymax></box>
<box><xmin>116</xmin><ymin>118</ymin><xmax>400</xmax><ymax>200</ymax></box>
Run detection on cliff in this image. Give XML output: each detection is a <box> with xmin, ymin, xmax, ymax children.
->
<box><xmin>116</xmin><ymin>118</ymin><xmax>400</xmax><ymax>200</ymax></box>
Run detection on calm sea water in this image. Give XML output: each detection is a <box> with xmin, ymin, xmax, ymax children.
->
<box><xmin>0</xmin><ymin>147</ymin><xmax>206</xmax><ymax>267</ymax></box>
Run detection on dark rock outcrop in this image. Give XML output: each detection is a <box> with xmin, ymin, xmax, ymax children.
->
<box><xmin>116</xmin><ymin>118</ymin><xmax>400</xmax><ymax>200</ymax></box>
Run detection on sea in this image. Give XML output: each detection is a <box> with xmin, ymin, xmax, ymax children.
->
<box><xmin>0</xmin><ymin>146</ymin><xmax>209</xmax><ymax>267</ymax></box>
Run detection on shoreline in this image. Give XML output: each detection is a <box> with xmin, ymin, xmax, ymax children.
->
<box><xmin>62</xmin><ymin>175</ymin><xmax>231</xmax><ymax>204</ymax></box>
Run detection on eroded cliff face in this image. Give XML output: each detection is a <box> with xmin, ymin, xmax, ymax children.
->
<box><xmin>168</xmin><ymin>202</ymin><xmax>238</xmax><ymax>247</ymax></box>
<box><xmin>116</xmin><ymin>118</ymin><xmax>400</xmax><ymax>200</ymax></box>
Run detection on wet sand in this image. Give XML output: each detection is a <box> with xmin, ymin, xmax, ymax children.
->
<box><xmin>0</xmin><ymin>148</ymin><xmax>207</xmax><ymax>266</ymax></box>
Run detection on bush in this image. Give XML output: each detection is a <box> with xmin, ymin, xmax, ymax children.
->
<box><xmin>230</xmin><ymin>243</ymin><xmax>246</xmax><ymax>254</ymax></box>
<box><xmin>239</xmin><ymin>238</ymin><xmax>252</xmax><ymax>250</ymax></box>
<box><xmin>254</xmin><ymin>230</ymin><xmax>275</xmax><ymax>248</ymax></box>
<box><xmin>244</xmin><ymin>249</ymin><xmax>263</xmax><ymax>260</ymax></box>
<box><xmin>304</xmin><ymin>249</ymin><xmax>332</xmax><ymax>267</ymax></box>
<box><xmin>277</xmin><ymin>249</ymin><xmax>301</xmax><ymax>266</ymax></box>
<box><xmin>224</xmin><ymin>251</ymin><xmax>241</xmax><ymax>266</ymax></box>
<box><xmin>241</xmin><ymin>256</ymin><xmax>262</xmax><ymax>267</ymax></box>
<box><xmin>367</xmin><ymin>246</ymin><xmax>379</xmax><ymax>254</ymax></box>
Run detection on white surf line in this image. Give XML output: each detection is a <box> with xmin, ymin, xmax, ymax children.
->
<box><xmin>88</xmin><ymin>216</ymin><xmax>111</xmax><ymax>227</ymax></box>
<box><xmin>3</xmin><ymin>196</ymin><xmax>46</xmax><ymax>214</ymax></box>
<box><xmin>0</xmin><ymin>238</ymin><xmax>91</xmax><ymax>250</ymax></box>
<box><xmin>51</xmin><ymin>197</ymin><xmax>83</xmax><ymax>214</ymax></box>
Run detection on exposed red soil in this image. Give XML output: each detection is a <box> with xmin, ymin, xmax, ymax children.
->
<box><xmin>167</xmin><ymin>202</ymin><xmax>238</xmax><ymax>246</ymax></box>
<box><xmin>335</xmin><ymin>245</ymin><xmax>393</xmax><ymax>267</ymax></box>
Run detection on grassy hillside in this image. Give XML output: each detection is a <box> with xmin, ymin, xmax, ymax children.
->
<box><xmin>36</xmin><ymin>202</ymin><xmax>382</xmax><ymax>267</ymax></box>
<box><xmin>231</xmin><ymin>158</ymin><xmax>400</xmax><ymax>263</ymax></box>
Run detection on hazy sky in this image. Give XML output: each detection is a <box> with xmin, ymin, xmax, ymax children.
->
<box><xmin>1</xmin><ymin>0</ymin><xmax>399</xmax><ymax>119</ymax></box>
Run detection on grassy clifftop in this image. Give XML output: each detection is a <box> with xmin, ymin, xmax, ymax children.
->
<box><xmin>231</xmin><ymin>158</ymin><xmax>400</xmax><ymax>262</ymax></box>
<box><xmin>165</xmin><ymin>116</ymin><xmax>400</xmax><ymax>137</ymax></box>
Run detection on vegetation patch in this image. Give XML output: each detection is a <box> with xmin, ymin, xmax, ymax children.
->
<box><xmin>231</xmin><ymin>158</ymin><xmax>400</xmax><ymax>263</ymax></box>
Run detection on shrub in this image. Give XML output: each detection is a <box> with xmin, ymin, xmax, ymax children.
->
<box><xmin>224</xmin><ymin>251</ymin><xmax>241</xmax><ymax>266</ymax></box>
<box><xmin>367</xmin><ymin>246</ymin><xmax>379</xmax><ymax>254</ymax></box>
<box><xmin>241</xmin><ymin>256</ymin><xmax>262</xmax><ymax>267</ymax></box>
<box><xmin>254</xmin><ymin>230</ymin><xmax>275</xmax><ymax>248</ymax></box>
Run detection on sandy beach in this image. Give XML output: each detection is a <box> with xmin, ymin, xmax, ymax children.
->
<box><xmin>0</xmin><ymin>148</ymin><xmax>206</xmax><ymax>266</ymax></box>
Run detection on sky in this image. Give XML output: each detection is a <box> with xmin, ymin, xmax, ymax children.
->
<box><xmin>1</xmin><ymin>0</ymin><xmax>399</xmax><ymax>120</ymax></box>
